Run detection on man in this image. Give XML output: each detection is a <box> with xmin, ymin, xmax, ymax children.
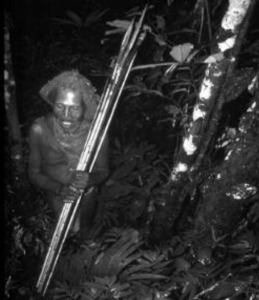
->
<box><xmin>28</xmin><ymin>70</ymin><xmax>109</xmax><ymax>232</ymax></box>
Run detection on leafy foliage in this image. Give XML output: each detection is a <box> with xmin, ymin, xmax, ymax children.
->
<box><xmin>53</xmin><ymin>228</ymin><xmax>172</xmax><ymax>300</ymax></box>
<box><xmin>4</xmin><ymin>144</ymin><xmax>53</xmax><ymax>300</ymax></box>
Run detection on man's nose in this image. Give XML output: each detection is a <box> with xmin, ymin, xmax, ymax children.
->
<box><xmin>64</xmin><ymin>107</ymin><xmax>71</xmax><ymax>118</ymax></box>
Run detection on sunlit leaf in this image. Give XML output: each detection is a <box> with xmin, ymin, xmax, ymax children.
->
<box><xmin>204</xmin><ymin>52</ymin><xmax>225</xmax><ymax>63</ymax></box>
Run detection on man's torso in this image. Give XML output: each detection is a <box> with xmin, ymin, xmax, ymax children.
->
<box><xmin>35</xmin><ymin>115</ymin><xmax>90</xmax><ymax>184</ymax></box>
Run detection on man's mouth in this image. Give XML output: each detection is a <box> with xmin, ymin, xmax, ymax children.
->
<box><xmin>62</xmin><ymin>121</ymin><xmax>73</xmax><ymax>127</ymax></box>
<box><xmin>58</xmin><ymin>120</ymin><xmax>75</xmax><ymax>129</ymax></box>
<box><xmin>56</xmin><ymin>117</ymin><xmax>80</xmax><ymax>131</ymax></box>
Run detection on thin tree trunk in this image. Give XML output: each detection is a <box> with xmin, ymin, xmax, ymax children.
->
<box><xmin>4</xmin><ymin>14</ymin><xmax>24</xmax><ymax>174</ymax></box>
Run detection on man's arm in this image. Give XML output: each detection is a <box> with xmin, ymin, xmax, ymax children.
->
<box><xmin>28</xmin><ymin>123</ymin><xmax>62</xmax><ymax>194</ymax></box>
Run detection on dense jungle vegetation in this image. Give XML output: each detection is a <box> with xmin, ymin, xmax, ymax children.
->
<box><xmin>5</xmin><ymin>0</ymin><xmax>259</xmax><ymax>299</ymax></box>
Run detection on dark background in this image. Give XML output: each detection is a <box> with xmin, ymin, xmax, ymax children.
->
<box><xmin>6</xmin><ymin>0</ymin><xmax>170</xmax><ymax>39</ymax></box>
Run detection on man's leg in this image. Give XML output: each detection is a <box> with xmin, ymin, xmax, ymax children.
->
<box><xmin>80</xmin><ymin>190</ymin><xmax>97</xmax><ymax>229</ymax></box>
<box><xmin>48</xmin><ymin>194</ymin><xmax>80</xmax><ymax>233</ymax></box>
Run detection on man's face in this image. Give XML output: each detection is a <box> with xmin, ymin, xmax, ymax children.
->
<box><xmin>53</xmin><ymin>88</ymin><xmax>85</xmax><ymax>133</ymax></box>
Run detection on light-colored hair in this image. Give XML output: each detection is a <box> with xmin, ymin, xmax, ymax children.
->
<box><xmin>39</xmin><ymin>70</ymin><xmax>100</xmax><ymax>120</ymax></box>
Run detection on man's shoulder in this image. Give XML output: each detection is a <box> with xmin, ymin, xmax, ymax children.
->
<box><xmin>30</xmin><ymin>115</ymin><xmax>51</xmax><ymax>136</ymax></box>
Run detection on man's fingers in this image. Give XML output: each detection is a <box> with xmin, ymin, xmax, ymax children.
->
<box><xmin>70</xmin><ymin>182</ymin><xmax>85</xmax><ymax>190</ymax></box>
<box><xmin>70</xmin><ymin>171</ymin><xmax>89</xmax><ymax>191</ymax></box>
<box><xmin>69</xmin><ymin>185</ymin><xmax>78</xmax><ymax>192</ymax></box>
<box><xmin>64</xmin><ymin>198</ymin><xmax>74</xmax><ymax>203</ymax></box>
<box><xmin>63</xmin><ymin>192</ymin><xmax>76</xmax><ymax>203</ymax></box>
<box><xmin>69</xmin><ymin>184</ymin><xmax>84</xmax><ymax>194</ymax></box>
<box><xmin>72</xmin><ymin>171</ymin><xmax>89</xmax><ymax>181</ymax></box>
<box><xmin>70</xmin><ymin>178</ymin><xmax>89</xmax><ymax>190</ymax></box>
<box><xmin>63</xmin><ymin>186</ymin><xmax>83</xmax><ymax>203</ymax></box>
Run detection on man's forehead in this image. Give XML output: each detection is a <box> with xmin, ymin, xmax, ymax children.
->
<box><xmin>56</xmin><ymin>88</ymin><xmax>82</xmax><ymax>106</ymax></box>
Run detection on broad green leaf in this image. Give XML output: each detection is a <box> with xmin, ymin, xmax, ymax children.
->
<box><xmin>111</xmin><ymin>160</ymin><xmax>137</xmax><ymax>180</ymax></box>
<box><xmin>106</xmin><ymin>182</ymin><xmax>137</xmax><ymax>199</ymax></box>
<box><xmin>152</xmin><ymin>260</ymin><xmax>173</xmax><ymax>271</ymax></box>
<box><xmin>111</xmin><ymin>282</ymin><xmax>131</xmax><ymax>291</ymax></box>
<box><xmin>66</xmin><ymin>10</ymin><xmax>82</xmax><ymax>26</ymax></box>
<box><xmin>156</xmin><ymin>15</ymin><xmax>166</xmax><ymax>30</ymax></box>
<box><xmin>105</xmin><ymin>20</ymin><xmax>131</xmax><ymax>35</ymax></box>
<box><xmin>170</xmin><ymin>43</ymin><xmax>194</xmax><ymax>63</ymax></box>
<box><xmin>52</xmin><ymin>18</ymin><xmax>79</xmax><ymax>26</ymax></box>
<box><xmin>83</xmin><ymin>9</ymin><xmax>108</xmax><ymax>27</ymax></box>
<box><xmin>121</xmin><ymin>252</ymin><xmax>143</xmax><ymax>269</ymax></box>
<box><xmin>125</xmin><ymin>263</ymin><xmax>152</xmax><ymax>275</ymax></box>
<box><xmin>128</xmin><ymin>273</ymin><xmax>167</xmax><ymax>280</ymax></box>
<box><xmin>154</xmin><ymin>34</ymin><xmax>167</xmax><ymax>46</ymax></box>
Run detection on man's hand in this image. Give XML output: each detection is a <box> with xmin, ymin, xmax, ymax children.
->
<box><xmin>70</xmin><ymin>171</ymin><xmax>90</xmax><ymax>191</ymax></box>
<box><xmin>58</xmin><ymin>185</ymin><xmax>81</xmax><ymax>203</ymax></box>
<box><xmin>58</xmin><ymin>171</ymin><xmax>90</xmax><ymax>203</ymax></box>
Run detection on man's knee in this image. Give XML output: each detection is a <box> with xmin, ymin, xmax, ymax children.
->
<box><xmin>47</xmin><ymin>195</ymin><xmax>63</xmax><ymax>219</ymax></box>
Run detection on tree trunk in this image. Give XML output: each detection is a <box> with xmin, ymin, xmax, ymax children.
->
<box><xmin>151</xmin><ymin>0</ymin><xmax>257</xmax><ymax>240</ymax></box>
<box><xmin>4</xmin><ymin>14</ymin><xmax>24</xmax><ymax>174</ymax></box>
<box><xmin>195</xmin><ymin>84</ymin><xmax>258</xmax><ymax>240</ymax></box>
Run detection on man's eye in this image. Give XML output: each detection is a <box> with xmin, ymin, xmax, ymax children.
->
<box><xmin>72</xmin><ymin>106</ymin><xmax>80</xmax><ymax>111</ymax></box>
<box><xmin>55</xmin><ymin>104</ymin><xmax>63</xmax><ymax>109</ymax></box>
